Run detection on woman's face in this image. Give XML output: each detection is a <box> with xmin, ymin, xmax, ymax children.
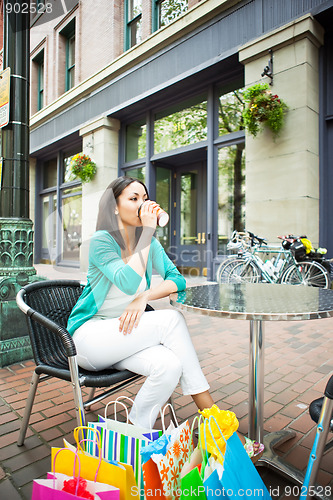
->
<box><xmin>116</xmin><ymin>181</ymin><xmax>148</xmax><ymax>227</ymax></box>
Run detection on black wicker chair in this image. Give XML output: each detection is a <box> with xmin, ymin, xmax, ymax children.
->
<box><xmin>301</xmin><ymin>374</ymin><xmax>333</xmax><ymax>498</ymax></box>
<box><xmin>16</xmin><ymin>279</ymin><xmax>143</xmax><ymax>446</ymax></box>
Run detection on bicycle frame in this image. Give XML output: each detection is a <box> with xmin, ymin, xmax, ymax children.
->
<box><xmin>235</xmin><ymin>245</ymin><xmax>303</xmax><ymax>283</ymax></box>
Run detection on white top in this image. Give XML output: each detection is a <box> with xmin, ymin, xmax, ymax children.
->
<box><xmin>93</xmin><ymin>275</ymin><xmax>147</xmax><ymax>319</ymax></box>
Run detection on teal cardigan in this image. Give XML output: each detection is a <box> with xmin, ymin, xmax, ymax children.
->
<box><xmin>67</xmin><ymin>230</ymin><xmax>186</xmax><ymax>335</ymax></box>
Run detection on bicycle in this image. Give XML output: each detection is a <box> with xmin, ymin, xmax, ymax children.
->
<box><xmin>216</xmin><ymin>231</ymin><xmax>331</xmax><ymax>288</ymax></box>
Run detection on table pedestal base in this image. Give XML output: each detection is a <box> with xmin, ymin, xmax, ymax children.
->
<box><xmin>257</xmin><ymin>431</ymin><xmax>333</xmax><ymax>500</ymax></box>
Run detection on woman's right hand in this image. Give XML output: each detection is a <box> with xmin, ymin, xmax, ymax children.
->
<box><xmin>139</xmin><ymin>200</ymin><xmax>159</xmax><ymax>229</ymax></box>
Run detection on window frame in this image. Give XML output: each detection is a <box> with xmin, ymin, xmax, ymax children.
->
<box><xmin>125</xmin><ymin>0</ymin><xmax>142</xmax><ymax>50</ymax></box>
<box><xmin>60</xmin><ymin>19</ymin><xmax>76</xmax><ymax>92</ymax></box>
<box><xmin>33</xmin><ymin>49</ymin><xmax>44</xmax><ymax>111</ymax></box>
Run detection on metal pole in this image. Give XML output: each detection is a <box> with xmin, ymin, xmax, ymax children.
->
<box><xmin>249</xmin><ymin>319</ymin><xmax>265</xmax><ymax>443</ymax></box>
<box><xmin>0</xmin><ymin>0</ymin><xmax>35</xmax><ymax>279</ymax></box>
<box><xmin>0</xmin><ymin>1</ymin><xmax>38</xmax><ymax>368</ymax></box>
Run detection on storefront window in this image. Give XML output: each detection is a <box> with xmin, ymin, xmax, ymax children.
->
<box><xmin>62</xmin><ymin>187</ymin><xmax>82</xmax><ymax>262</ymax></box>
<box><xmin>39</xmin><ymin>149</ymin><xmax>81</xmax><ymax>265</ymax></box>
<box><xmin>218</xmin><ymin>88</ymin><xmax>245</xmax><ymax>136</ymax></box>
<box><xmin>125</xmin><ymin>166</ymin><xmax>145</xmax><ymax>183</ymax></box>
<box><xmin>156</xmin><ymin>167</ymin><xmax>171</xmax><ymax>251</ymax></box>
<box><xmin>41</xmin><ymin>193</ymin><xmax>57</xmax><ymax>263</ymax></box>
<box><xmin>63</xmin><ymin>153</ymin><xmax>77</xmax><ymax>183</ymax></box>
<box><xmin>125</xmin><ymin>120</ymin><xmax>146</xmax><ymax>162</ymax></box>
<box><xmin>154</xmin><ymin>98</ymin><xmax>207</xmax><ymax>154</ymax></box>
<box><xmin>218</xmin><ymin>144</ymin><xmax>245</xmax><ymax>252</ymax></box>
<box><xmin>43</xmin><ymin>158</ymin><xmax>57</xmax><ymax>188</ymax></box>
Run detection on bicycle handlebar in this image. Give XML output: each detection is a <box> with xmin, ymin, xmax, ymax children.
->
<box><xmin>247</xmin><ymin>231</ymin><xmax>267</xmax><ymax>247</ymax></box>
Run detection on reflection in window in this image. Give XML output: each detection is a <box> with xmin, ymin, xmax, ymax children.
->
<box><xmin>33</xmin><ymin>49</ymin><xmax>44</xmax><ymax>111</ymax></box>
<box><xmin>125</xmin><ymin>166</ymin><xmax>145</xmax><ymax>183</ymax></box>
<box><xmin>43</xmin><ymin>159</ymin><xmax>58</xmax><ymax>189</ymax></box>
<box><xmin>156</xmin><ymin>167</ymin><xmax>171</xmax><ymax>251</ymax></box>
<box><xmin>154</xmin><ymin>100</ymin><xmax>207</xmax><ymax>154</ymax></box>
<box><xmin>154</xmin><ymin>0</ymin><xmax>188</xmax><ymax>30</ymax></box>
<box><xmin>41</xmin><ymin>194</ymin><xmax>57</xmax><ymax>263</ymax></box>
<box><xmin>218</xmin><ymin>145</ymin><xmax>245</xmax><ymax>252</ymax></box>
<box><xmin>66</xmin><ymin>33</ymin><xmax>75</xmax><ymax>90</ymax></box>
<box><xmin>63</xmin><ymin>153</ymin><xmax>77</xmax><ymax>183</ymax></box>
<box><xmin>218</xmin><ymin>88</ymin><xmax>245</xmax><ymax>136</ymax></box>
<box><xmin>126</xmin><ymin>0</ymin><xmax>142</xmax><ymax>49</ymax></box>
<box><xmin>62</xmin><ymin>187</ymin><xmax>82</xmax><ymax>261</ymax></box>
<box><xmin>180</xmin><ymin>172</ymin><xmax>197</xmax><ymax>246</ymax></box>
<box><xmin>125</xmin><ymin>120</ymin><xmax>146</xmax><ymax>162</ymax></box>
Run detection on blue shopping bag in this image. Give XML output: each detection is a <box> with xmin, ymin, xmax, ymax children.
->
<box><xmin>204</xmin><ymin>417</ymin><xmax>271</xmax><ymax>500</ymax></box>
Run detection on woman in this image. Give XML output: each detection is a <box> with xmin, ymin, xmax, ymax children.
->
<box><xmin>67</xmin><ymin>176</ymin><xmax>213</xmax><ymax>428</ymax></box>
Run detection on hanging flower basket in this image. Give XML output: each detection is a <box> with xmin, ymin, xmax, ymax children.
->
<box><xmin>242</xmin><ymin>83</ymin><xmax>288</xmax><ymax>138</ymax></box>
<box><xmin>70</xmin><ymin>153</ymin><xmax>97</xmax><ymax>183</ymax></box>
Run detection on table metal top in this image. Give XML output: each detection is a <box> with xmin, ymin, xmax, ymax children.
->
<box><xmin>170</xmin><ymin>283</ymin><xmax>333</xmax><ymax>321</ymax></box>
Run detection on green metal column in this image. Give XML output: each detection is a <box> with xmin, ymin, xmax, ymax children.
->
<box><xmin>0</xmin><ymin>1</ymin><xmax>40</xmax><ymax>367</ymax></box>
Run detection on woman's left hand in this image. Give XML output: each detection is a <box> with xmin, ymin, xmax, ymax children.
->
<box><xmin>118</xmin><ymin>293</ymin><xmax>149</xmax><ymax>334</ymax></box>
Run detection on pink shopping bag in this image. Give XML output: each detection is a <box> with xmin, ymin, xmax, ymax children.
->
<box><xmin>32</xmin><ymin>444</ymin><xmax>120</xmax><ymax>499</ymax></box>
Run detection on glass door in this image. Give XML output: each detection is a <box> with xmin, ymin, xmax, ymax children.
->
<box><xmin>175</xmin><ymin>163</ymin><xmax>207</xmax><ymax>275</ymax></box>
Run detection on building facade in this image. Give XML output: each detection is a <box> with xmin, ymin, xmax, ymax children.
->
<box><xmin>28</xmin><ymin>0</ymin><xmax>333</xmax><ymax>280</ymax></box>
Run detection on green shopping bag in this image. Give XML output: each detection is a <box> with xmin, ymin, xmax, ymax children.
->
<box><xmin>180</xmin><ymin>416</ymin><xmax>228</xmax><ymax>500</ymax></box>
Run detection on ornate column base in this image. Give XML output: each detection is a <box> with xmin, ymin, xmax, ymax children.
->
<box><xmin>0</xmin><ymin>218</ymin><xmax>43</xmax><ymax>367</ymax></box>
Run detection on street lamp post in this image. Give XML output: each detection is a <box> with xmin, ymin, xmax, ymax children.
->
<box><xmin>0</xmin><ymin>1</ymin><xmax>40</xmax><ymax>367</ymax></box>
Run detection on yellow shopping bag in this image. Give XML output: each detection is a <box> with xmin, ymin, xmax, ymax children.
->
<box><xmin>51</xmin><ymin>426</ymin><xmax>139</xmax><ymax>500</ymax></box>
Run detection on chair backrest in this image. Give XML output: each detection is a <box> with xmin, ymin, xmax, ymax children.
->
<box><xmin>20</xmin><ymin>280</ymin><xmax>84</xmax><ymax>369</ymax></box>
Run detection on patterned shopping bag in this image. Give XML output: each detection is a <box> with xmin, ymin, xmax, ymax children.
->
<box><xmin>87</xmin><ymin>397</ymin><xmax>162</xmax><ymax>498</ymax></box>
<box><xmin>151</xmin><ymin>419</ymin><xmax>192</xmax><ymax>498</ymax></box>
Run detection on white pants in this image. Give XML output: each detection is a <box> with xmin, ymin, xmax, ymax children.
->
<box><xmin>73</xmin><ymin>309</ymin><xmax>209</xmax><ymax>427</ymax></box>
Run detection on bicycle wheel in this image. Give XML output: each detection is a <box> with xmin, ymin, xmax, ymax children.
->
<box><xmin>216</xmin><ymin>257</ymin><xmax>241</xmax><ymax>283</ymax></box>
<box><xmin>227</xmin><ymin>260</ymin><xmax>261</xmax><ymax>283</ymax></box>
<box><xmin>280</xmin><ymin>261</ymin><xmax>331</xmax><ymax>288</ymax></box>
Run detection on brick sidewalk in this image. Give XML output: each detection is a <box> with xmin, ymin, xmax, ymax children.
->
<box><xmin>0</xmin><ymin>265</ymin><xmax>332</xmax><ymax>498</ymax></box>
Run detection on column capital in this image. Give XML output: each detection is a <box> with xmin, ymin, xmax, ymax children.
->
<box><xmin>79</xmin><ymin>116</ymin><xmax>120</xmax><ymax>137</ymax></box>
<box><xmin>239</xmin><ymin>13</ymin><xmax>324</xmax><ymax>64</ymax></box>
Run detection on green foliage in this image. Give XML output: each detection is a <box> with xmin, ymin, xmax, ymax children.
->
<box><xmin>70</xmin><ymin>153</ymin><xmax>97</xmax><ymax>183</ymax></box>
<box><xmin>160</xmin><ymin>0</ymin><xmax>188</xmax><ymax>27</ymax></box>
<box><xmin>154</xmin><ymin>102</ymin><xmax>207</xmax><ymax>154</ymax></box>
<box><xmin>242</xmin><ymin>83</ymin><xmax>288</xmax><ymax>138</ymax></box>
<box><xmin>218</xmin><ymin>89</ymin><xmax>245</xmax><ymax>135</ymax></box>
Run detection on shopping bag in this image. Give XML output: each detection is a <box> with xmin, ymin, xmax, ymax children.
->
<box><xmin>204</xmin><ymin>416</ymin><xmax>271</xmax><ymax>500</ymax></box>
<box><xmin>180</xmin><ymin>415</ymin><xmax>227</xmax><ymax>500</ymax></box>
<box><xmin>142</xmin><ymin>404</ymin><xmax>192</xmax><ymax>499</ymax></box>
<box><xmin>33</xmin><ymin>447</ymin><xmax>120</xmax><ymax>500</ymax></box>
<box><xmin>52</xmin><ymin>426</ymin><xmax>139</xmax><ymax>500</ymax></box>
<box><xmin>87</xmin><ymin>397</ymin><xmax>162</xmax><ymax>496</ymax></box>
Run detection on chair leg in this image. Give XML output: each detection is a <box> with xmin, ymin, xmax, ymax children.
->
<box><xmin>68</xmin><ymin>356</ymin><xmax>86</xmax><ymax>428</ymax></box>
<box><xmin>17</xmin><ymin>371</ymin><xmax>40</xmax><ymax>446</ymax></box>
<box><xmin>84</xmin><ymin>387</ymin><xmax>96</xmax><ymax>411</ymax></box>
<box><xmin>301</xmin><ymin>396</ymin><xmax>333</xmax><ymax>500</ymax></box>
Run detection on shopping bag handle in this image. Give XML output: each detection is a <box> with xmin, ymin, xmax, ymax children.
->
<box><xmin>161</xmin><ymin>403</ymin><xmax>179</xmax><ymax>432</ymax></box>
<box><xmin>52</xmin><ymin>447</ymin><xmax>81</xmax><ymax>496</ymax></box>
<box><xmin>78</xmin><ymin>438</ymin><xmax>102</xmax><ymax>482</ymax></box>
<box><xmin>105</xmin><ymin>398</ymin><xmax>162</xmax><ymax>440</ymax></box>
<box><xmin>74</xmin><ymin>426</ymin><xmax>101</xmax><ymax>452</ymax></box>
<box><xmin>189</xmin><ymin>415</ymin><xmax>207</xmax><ymax>477</ymax></box>
<box><xmin>104</xmin><ymin>399</ymin><xmax>130</xmax><ymax>422</ymax></box>
<box><xmin>203</xmin><ymin>415</ymin><xmax>227</xmax><ymax>464</ymax></box>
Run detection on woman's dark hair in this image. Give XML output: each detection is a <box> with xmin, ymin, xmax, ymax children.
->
<box><xmin>96</xmin><ymin>176</ymin><xmax>149</xmax><ymax>248</ymax></box>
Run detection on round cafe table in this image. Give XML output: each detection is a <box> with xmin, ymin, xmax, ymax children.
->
<box><xmin>170</xmin><ymin>282</ymin><xmax>333</xmax><ymax>486</ymax></box>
